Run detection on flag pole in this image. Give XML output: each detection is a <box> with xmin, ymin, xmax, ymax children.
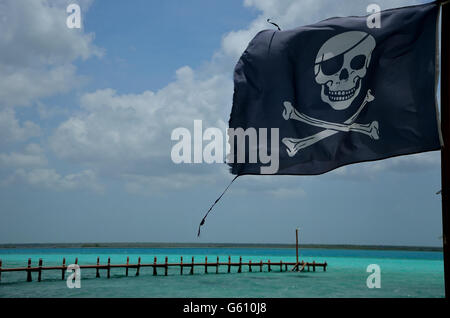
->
<box><xmin>439</xmin><ymin>0</ymin><xmax>450</xmax><ymax>299</ymax></box>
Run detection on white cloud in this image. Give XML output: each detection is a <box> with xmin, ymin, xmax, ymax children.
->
<box><xmin>2</xmin><ymin>168</ymin><xmax>103</xmax><ymax>192</ymax></box>
<box><xmin>0</xmin><ymin>0</ymin><xmax>102</xmax><ymax>107</ymax></box>
<box><xmin>0</xmin><ymin>108</ymin><xmax>41</xmax><ymax>144</ymax></box>
<box><xmin>0</xmin><ymin>143</ymin><xmax>47</xmax><ymax>168</ymax></box>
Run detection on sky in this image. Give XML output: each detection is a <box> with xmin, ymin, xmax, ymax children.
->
<box><xmin>0</xmin><ymin>0</ymin><xmax>443</xmax><ymax>247</ymax></box>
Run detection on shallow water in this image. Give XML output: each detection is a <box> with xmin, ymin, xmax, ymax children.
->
<box><xmin>0</xmin><ymin>247</ymin><xmax>444</xmax><ymax>298</ymax></box>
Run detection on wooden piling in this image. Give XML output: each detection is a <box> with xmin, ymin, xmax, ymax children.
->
<box><xmin>190</xmin><ymin>256</ymin><xmax>194</xmax><ymax>275</ymax></box>
<box><xmin>26</xmin><ymin>258</ymin><xmax>32</xmax><ymax>282</ymax></box>
<box><xmin>280</xmin><ymin>260</ymin><xmax>283</xmax><ymax>272</ymax></box>
<box><xmin>227</xmin><ymin>256</ymin><xmax>231</xmax><ymax>273</ymax></box>
<box><xmin>313</xmin><ymin>261</ymin><xmax>316</xmax><ymax>272</ymax></box>
<box><xmin>0</xmin><ymin>260</ymin><xmax>2</xmax><ymax>282</ymax></box>
<box><xmin>268</xmin><ymin>259</ymin><xmax>271</xmax><ymax>272</ymax></box>
<box><xmin>238</xmin><ymin>256</ymin><xmax>242</xmax><ymax>273</ymax></box>
<box><xmin>136</xmin><ymin>257</ymin><xmax>141</xmax><ymax>276</ymax></box>
<box><xmin>107</xmin><ymin>257</ymin><xmax>111</xmax><ymax>278</ymax></box>
<box><xmin>153</xmin><ymin>257</ymin><xmax>157</xmax><ymax>276</ymax></box>
<box><xmin>324</xmin><ymin>262</ymin><xmax>327</xmax><ymax>272</ymax></box>
<box><xmin>126</xmin><ymin>256</ymin><xmax>129</xmax><ymax>276</ymax></box>
<box><xmin>205</xmin><ymin>256</ymin><xmax>208</xmax><ymax>274</ymax></box>
<box><xmin>180</xmin><ymin>256</ymin><xmax>183</xmax><ymax>275</ymax></box>
<box><xmin>165</xmin><ymin>256</ymin><xmax>168</xmax><ymax>276</ymax></box>
<box><xmin>96</xmin><ymin>257</ymin><xmax>100</xmax><ymax>278</ymax></box>
<box><xmin>249</xmin><ymin>260</ymin><xmax>252</xmax><ymax>272</ymax></box>
<box><xmin>38</xmin><ymin>259</ymin><xmax>42</xmax><ymax>282</ymax></box>
<box><xmin>75</xmin><ymin>258</ymin><xmax>78</xmax><ymax>265</ymax></box>
<box><xmin>260</xmin><ymin>260</ymin><xmax>263</xmax><ymax>272</ymax></box>
<box><xmin>216</xmin><ymin>256</ymin><xmax>219</xmax><ymax>274</ymax></box>
<box><xmin>62</xmin><ymin>258</ymin><xmax>66</xmax><ymax>280</ymax></box>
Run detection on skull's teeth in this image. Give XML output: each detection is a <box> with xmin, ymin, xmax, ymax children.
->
<box><xmin>327</xmin><ymin>86</ymin><xmax>356</xmax><ymax>101</ymax></box>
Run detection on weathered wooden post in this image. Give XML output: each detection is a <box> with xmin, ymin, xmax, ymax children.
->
<box><xmin>62</xmin><ymin>258</ymin><xmax>66</xmax><ymax>280</ymax></box>
<box><xmin>260</xmin><ymin>260</ymin><xmax>263</xmax><ymax>272</ymax></box>
<box><xmin>26</xmin><ymin>258</ymin><xmax>32</xmax><ymax>282</ymax></box>
<box><xmin>0</xmin><ymin>259</ymin><xmax>2</xmax><ymax>282</ymax></box>
<box><xmin>107</xmin><ymin>257</ymin><xmax>111</xmax><ymax>278</ymax></box>
<box><xmin>205</xmin><ymin>256</ymin><xmax>208</xmax><ymax>274</ymax></box>
<box><xmin>180</xmin><ymin>256</ymin><xmax>183</xmax><ymax>275</ymax></box>
<box><xmin>280</xmin><ymin>260</ymin><xmax>283</xmax><ymax>272</ymax></box>
<box><xmin>136</xmin><ymin>257</ymin><xmax>141</xmax><ymax>276</ymax></box>
<box><xmin>165</xmin><ymin>256</ymin><xmax>168</xmax><ymax>276</ymax></box>
<box><xmin>190</xmin><ymin>256</ymin><xmax>194</xmax><ymax>275</ymax></box>
<box><xmin>153</xmin><ymin>257</ymin><xmax>157</xmax><ymax>276</ymax></box>
<box><xmin>249</xmin><ymin>260</ymin><xmax>252</xmax><ymax>272</ymax></box>
<box><xmin>324</xmin><ymin>262</ymin><xmax>327</xmax><ymax>272</ymax></box>
<box><xmin>227</xmin><ymin>256</ymin><xmax>231</xmax><ymax>273</ymax></box>
<box><xmin>313</xmin><ymin>261</ymin><xmax>316</xmax><ymax>272</ymax></box>
<box><xmin>268</xmin><ymin>259</ymin><xmax>271</xmax><ymax>272</ymax></box>
<box><xmin>75</xmin><ymin>258</ymin><xmax>78</xmax><ymax>265</ymax></box>
<box><xmin>126</xmin><ymin>256</ymin><xmax>129</xmax><ymax>276</ymax></box>
<box><xmin>238</xmin><ymin>256</ymin><xmax>242</xmax><ymax>273</ymax></box>
<box><xmin>38</xmin><ymin>259</ymin><xmax>43</xmax><ymax>282</ymax></box>
<box><xmin>96</xmin><ymin>257</ymin><xmax>100</xmax><ymax>278</ymax></box>
<box><xmin>216</xmin><ymin>256</ymin><xmax>219</xmax><ymax>274</ymax></box>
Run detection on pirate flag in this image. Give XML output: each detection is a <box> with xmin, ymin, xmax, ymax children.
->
<box><xmin>228</xmin><ymin>1</ymin><xmax>442</xmax><ymax>176</ymax></box>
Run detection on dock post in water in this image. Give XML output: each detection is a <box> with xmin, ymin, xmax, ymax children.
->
<box><xmin>190</xmin><ymin>256</ymin><xmax>194</xmax><ymax>275</ymax></box>
<box><xmin>238</xmin><ymin>256</ymin><xmax>242</xmax><ymax>273</ymax></box>
<box><xmin>0</xmin><ymin>259</ymin><xmax>2</xmax><ymax>282</ymax></box>
<box><xmin>107</xmin><ymin>257</ymin><xmax>111</xmax><ymax>278</ymax></box>
<box><xmin>165</xmin><ymin>257</ymin><xmax>168</xmax><ymax>276</ymax></box>
<box><xmin>227</xmin><ymin>256</ymin><xmax>231</xmax><ymax>273</ymax></box>
<box><xmin>216</xmin><ymin>256</ymin><xmax>219</xmax><ymax>274</ymax></box>
<box><xmin>180</xmin><ymin>256</ymin><xmax>183</xmax><ymax>275</ymax></box>
<box><xmin>153</xmin><ymin>257</ymin><xmax>157</xmax><ymax>276</ymax></box>
<box><xmin>313</xmin><ymin>261</ymin><xmax>316</xmax><ymax>272</ymax></box>
<box><xmin>249</xmin><ymin>260</ymin><xmax>252</xmax><ymax>272</ymax></box>
<box><xmin>38</xmin><ymin>259</ymin><xmax>43</xmax><ymax>282</ymax></box>
<box><xmin>96</xmin><ymin>257</ymin><xmax>100</xmax><ymax>278</ymax></box>
<box><xmin>268</xmin><ymin>259</ymin><xmax>271</xmax><ymax>272</ymax></box>
<box><xmin>205</xmin><ymin>256</ymin><xmax>208</xmax><ymax>274</ymax></box>
<box><xmin>136</xmin><ymin>257</ymin><xmax>141</xmax><ymax>276</ymax></box>
<box><xmin>126</xmin><ymin>256</ymin><xmax>129</xmax><ymax>276</ymax></box>
<box><xmin>62</xmin><ymin>258</ymin><xmax>66</xmax><ymax>280</ymax></box>
<box><xmin>26</xmin><ymin>258</ymin><xmax>32</xmax><ymax>282</ymax></box>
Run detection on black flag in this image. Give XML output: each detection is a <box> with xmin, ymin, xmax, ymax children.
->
<box><xmin>228</xmin><ymin>2</ymin><xmax>442</xmax><ymax>176</ymax></box>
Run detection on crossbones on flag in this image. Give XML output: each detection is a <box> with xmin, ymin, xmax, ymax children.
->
<box><xmin>228</xmin><ymin>2</ymin><xmax>442</xmax><ymax>176</ymax></box>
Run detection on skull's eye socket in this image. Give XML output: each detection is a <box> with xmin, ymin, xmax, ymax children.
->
<box><xmin>319</xmin><ymin>54</ymin><xmax>344</xmax><ymax>76</ymax></box>
<box><xmin>350</xmin><ymin>54</ymin><xmax>367</xmax><ymax>70</ymax></box>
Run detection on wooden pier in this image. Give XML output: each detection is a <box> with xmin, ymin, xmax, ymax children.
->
<box><xmin>0</xmin><ymin>256</ymin><xmax>327</xmax><ymax>283</ymax></box>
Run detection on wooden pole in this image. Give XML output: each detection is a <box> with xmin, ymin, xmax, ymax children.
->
<box><xmin>440</xmin><ymin>0</ymin><xmax>450</xmax><ymax>299</ymax></box>
<box><xmin>260</xmin><ymin>260</ymin><xmax>263</xmax><ymax>272</ymax></box>
<box><xmin>62</xmin><ymin>258</ymin><xmax>66</xmax><ymax>280</ymax></box>
<box><xmin>190</xmin><ymin>256</ymin><xmax>194</xmax><ymax>275</ymax></box>
<box><xmin>126</xmin><ymin>256</ymin><xmax>129</xmax><ymax>276</ymax></box>
<box><xmin>180</xmin><ymin>256</ymin><xmax>183</xmax><ymax>275</ymax></box>
<box><xmin>238</xmin><ymin>256</ymin><xmax>242</xmax><ymax>273</ymax></box>
<box><xmin>75</xmin><ymin>258</ymin><xmax>78</xmax><ymax>265</ymax></box>
<box><xmin>296</xmin><ymin>228</ymin><xmax>299</xmax><ymax>266</ymax></box>
<box><xmin>249</xmin><ymin>260</ymin><xmax>252</xmax><ymax>272</ymax></box>
<box><xmin>107</xmin><ymin>257</ymin><xmax>111</xmax><ymax>278</ymax></box>
<box><xmin>216</xmin><ymin>256</ymin><xmax>219</xmax><ymax>274</ymax></box>
<box><xmin>313</xmin><ymin>260</ymin><xmax>316</xmax><ymax>272</ymax></box>
<box><xmin>165</xmin><ymin>256</ymin><xmax>168</xmax><ymax>276</ymax></box>
<box><xmin>136</xmin><ymin>257</ymin><xmax>141</xmax><ymax>276</ymax></box>
<box><xmin>205</xmin><ymin>256</ymin><xmax>208</xmax><ymax>274</ymax></box>
<box><xmin>0</xmin><ymin>259</ymin><xmax>2</xmax><ymax>282</ymax></box>
<box><xmin>26</xmin><ymin>258</ymin><xmax>32</xmax><ymax>282</ymax></box>
<box><xmin>38</xmin><ymin>259</ymin><xmax>42</xmax><ymax>282</ymax></box>
<box><xmin>153</xmin><ymin>257</ymin><xmax>157</xmax><ymax>276</ymax></box>
<box><xmin>96</xmin><ymin>257</ymin><xmax>100</xmax><ymax>278</ymax></box>
<box><xmin>227</xmin><ymin>256</ymin><xmax>231</xmax><ymax>273</ymax></box>
<box><xmin>268</xmin><ymin>259</ymin><xmax>271</xmax><ymax>272</ymax></box>
<box><xmin>280</xmin><ymin>260</ymin><xmax>283</xmax><ymax>272</ymax></box>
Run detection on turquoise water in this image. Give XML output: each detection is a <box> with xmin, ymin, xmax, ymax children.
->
<box><xmin>0</xmin><ymin>247</ymin><xmax>444</xmax><ymax>298</ymax></box>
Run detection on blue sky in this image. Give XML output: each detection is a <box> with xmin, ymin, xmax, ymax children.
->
<box><xmin>0</xmin><ymin>0</ymin><xmax>443</xmax><ymax>246</ymax></box>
